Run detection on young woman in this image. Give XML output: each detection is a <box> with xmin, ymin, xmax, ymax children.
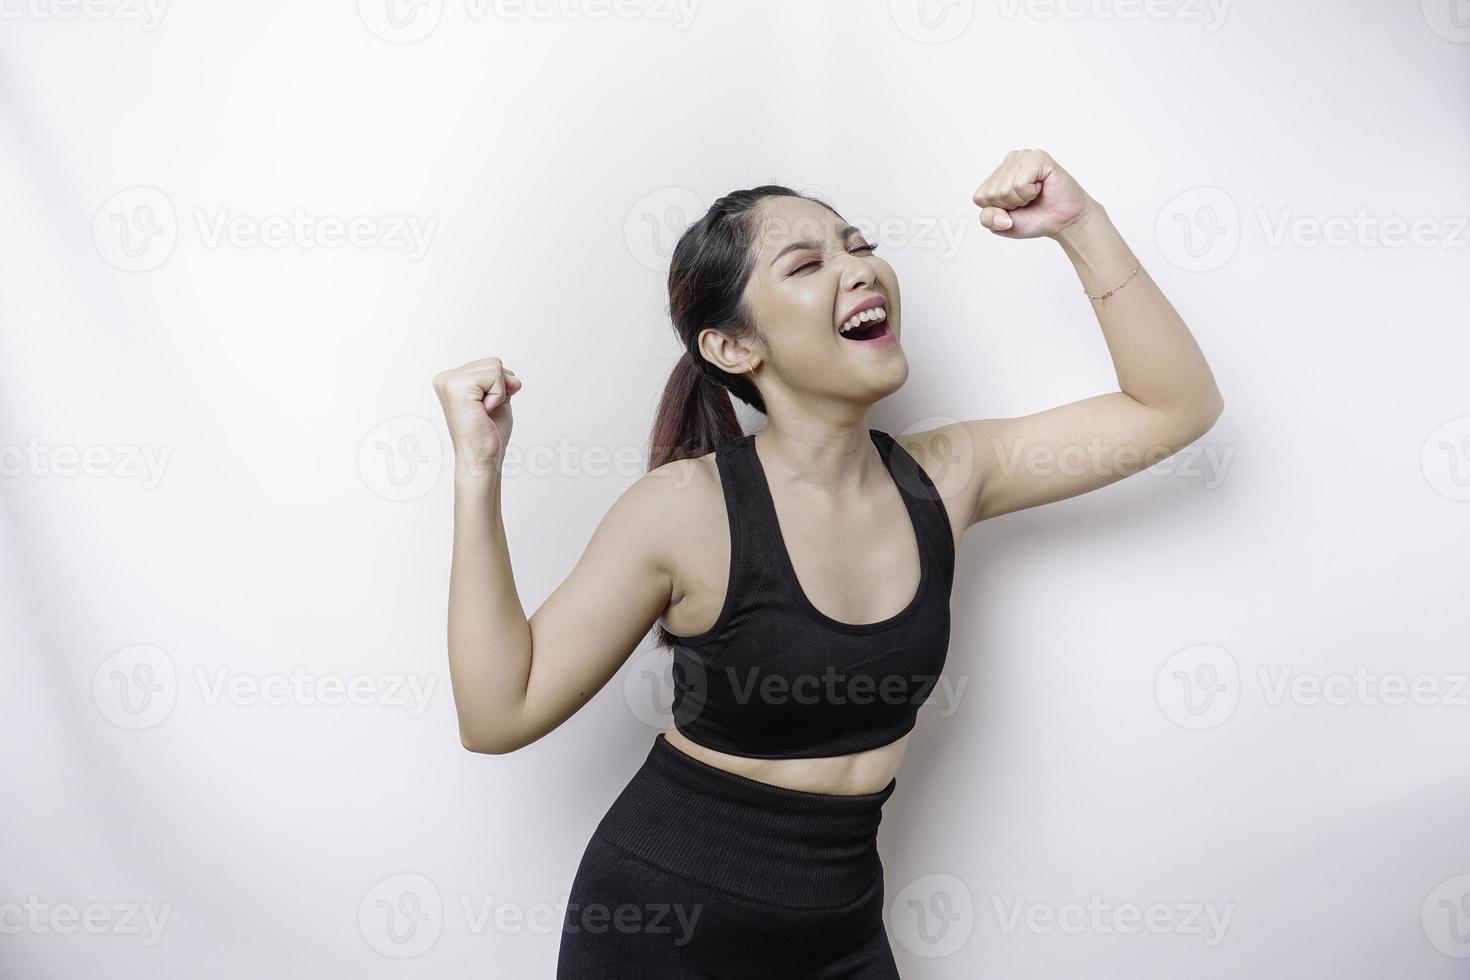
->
<box><xmin>432</xmin><ymin>148</ymin><xmax>1224</xmax><ymax>978</ymax></box>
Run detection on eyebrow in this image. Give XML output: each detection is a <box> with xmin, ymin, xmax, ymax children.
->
<box><xmin>768</xmin><ymin>224</ymin><xmax>865</xmax><ymax>268</ymax></box>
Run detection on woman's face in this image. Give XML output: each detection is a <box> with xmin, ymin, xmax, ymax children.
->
<box><xmin>734</xmin><ymin>195</ymin><xmax>907</xmax><ymax>407</ymax></box>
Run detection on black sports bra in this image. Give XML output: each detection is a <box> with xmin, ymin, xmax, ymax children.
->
<box><xmin>667</xmin><ymin>428</ymin><xmax>955</xmax><ymax>759</ymax></box>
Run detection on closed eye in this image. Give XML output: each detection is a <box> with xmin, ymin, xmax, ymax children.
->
<box><xmin>789</xmin><ymin>242</ymin><xmax>879</xmax><ymax>276</ymax></box>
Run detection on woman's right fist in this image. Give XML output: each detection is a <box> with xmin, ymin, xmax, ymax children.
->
<box><xmin>431</xmin><ymin>356</ymin><xmax>523</xmax><ymax>475</ymax></box>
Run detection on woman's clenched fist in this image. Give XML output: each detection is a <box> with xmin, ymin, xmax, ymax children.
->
<box><xmin>973</xmin><ymin>148</ymin><xmax>1099</xmax><ymax>240</ymax></box>
<box><xmin>431</xmin><ymin>356</ymin><xmax>522</xmax><ymax>475</ymax></box>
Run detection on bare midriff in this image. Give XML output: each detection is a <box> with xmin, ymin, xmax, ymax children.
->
<box><xmin>663</xmin><ymin>725</ymin><xmax>909</xmax><ymax>796</ymax></box>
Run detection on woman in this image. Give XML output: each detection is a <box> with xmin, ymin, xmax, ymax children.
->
<box><xmin>432</xmin><ymin>148</ymin><xmax>1224</xmax><ymax>978</ymax></box>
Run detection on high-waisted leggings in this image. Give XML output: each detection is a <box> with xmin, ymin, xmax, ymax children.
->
<box><xmin>556</xmin><ymin>732</ymin><xmax>901</xmax><ymax>979</ymax></box>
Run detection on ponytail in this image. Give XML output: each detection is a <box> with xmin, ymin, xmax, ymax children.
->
<box><xmin>648</xmin><ymin>345</ymin><xmax>768</xmax><ymax>474</ymax></box>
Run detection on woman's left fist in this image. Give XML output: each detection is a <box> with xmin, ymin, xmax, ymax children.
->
<box><xmin>973</xmin><ymin>149</ymin><xmax>1098</xmax><ymax>240</ymax></box>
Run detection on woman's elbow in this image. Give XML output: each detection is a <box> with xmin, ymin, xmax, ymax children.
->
<box><xmin>459</xmin><ymin>725</ymin><xmax>524</xmax><ymax>755</ymax></box>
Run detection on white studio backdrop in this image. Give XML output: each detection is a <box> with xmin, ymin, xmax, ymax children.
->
<box><xmin>1</xmin><ymin>2</ymin><xmax>1467</xmax><ymax>977</ymax></box>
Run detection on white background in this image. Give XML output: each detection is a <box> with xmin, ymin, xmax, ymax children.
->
<box><xmin>2</xmin><ymin>1</ymin><xmax>1467</xmax><ymax>976</ymax></box>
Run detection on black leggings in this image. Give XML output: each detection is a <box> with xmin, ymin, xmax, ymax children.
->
<box><xmin>557</xmin><ymin>732</ymin><xmax>902</xmax><ymax>979</ymax></box>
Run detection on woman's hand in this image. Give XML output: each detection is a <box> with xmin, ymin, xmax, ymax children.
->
<box><xmin>972</xmin><ymin>148</ymin><xmax>1100</xmax><ymax>240</ymax></box>
<box><xmin>432</xmin><ymin>356</ymin><xmax>523</xmax><ymax>476</ymax></box>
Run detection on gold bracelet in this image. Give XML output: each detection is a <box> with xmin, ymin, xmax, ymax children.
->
<box><xmin>1084</xmin><ymin>265</ymin><xmax>1140</xmax><ymax>301</ymax></box>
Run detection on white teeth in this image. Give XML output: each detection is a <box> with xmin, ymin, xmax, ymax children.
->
<box><xmin>840</xmin><ymin>306</ymin><xmax>888</xmax><ymax>333</ymax></box>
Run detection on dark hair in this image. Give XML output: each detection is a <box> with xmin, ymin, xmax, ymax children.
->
<box><xmin>646</xmin><ymin>184</ymin><xmax>840</xmax><ymax>649</ymax></box>
<box><xmin>647</xmin><ymin>185</ymin><xmax>842</xmax><ymax>463</ymax></box>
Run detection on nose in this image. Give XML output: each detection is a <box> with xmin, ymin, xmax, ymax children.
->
<box><xmin>839</xmin><ymin>253</ymin><xmax>874</xmax><ymax>292</ymax></box>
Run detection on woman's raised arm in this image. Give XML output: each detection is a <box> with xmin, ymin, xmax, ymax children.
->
<box><xmin>908</xmin><ymin>149</ymin><xmax>1225</xmax><ymax>528</ymax></box>
<box><xmin>432</xmin><ymin>357</ymin><xmax>676</xmax><ymax>754</ymax></box>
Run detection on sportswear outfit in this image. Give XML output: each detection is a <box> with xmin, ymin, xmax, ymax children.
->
<box><xmin>557</xmin><ymin>429</ymin><xmax>954</xmax><ymax>978</ymax></box>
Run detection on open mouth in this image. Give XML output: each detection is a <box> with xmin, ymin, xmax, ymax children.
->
<box><xmin>838</xmin><ymin>307</ymin><xmax>890</xmax><ymax>342</ymax></box>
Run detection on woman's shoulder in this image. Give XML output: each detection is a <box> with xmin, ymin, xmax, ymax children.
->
<box><xmin>641</xmin><ymin>447</ymin><xmax>724</xmax><ymax>520</ymax></box>
<box><xmin>635</xmin><ymin>449</ymin><xmax>730</xmax><ymax>597</ymax></box>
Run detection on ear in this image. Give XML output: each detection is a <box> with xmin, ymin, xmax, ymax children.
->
<box><xmin>696</xmin><ymin>326</ymin><xmax>760</xmax><ymax>376</ymax></box>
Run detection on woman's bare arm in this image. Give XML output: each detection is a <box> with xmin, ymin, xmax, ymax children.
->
<box><xmin>904</xmin><ymin>150</ymin><xmax>1225</xmax><ymax>529</ymax></box>
<box><xmin>443</xmin><ymin>468</ymin><xmax>529</xmax><ymax>753</ymax></box>
<box><xmin>433</xmin><ymin>356</ymin><xmax>678</xmax><ymax>754</ymax></box>
<box><xmin>446</xmin><ymin>466</ymin><xmax>675</xmax><ymax>754</ymax></box>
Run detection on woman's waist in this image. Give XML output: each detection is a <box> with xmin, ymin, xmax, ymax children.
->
<box><xmin>590</xmin><ymin>733</ymin><xmax>896</xmax><ymax>909</ymax></box>
<box><xmin>663</xmin><ymin>724</ymin><xmax>908</xmax><ymax>796</ymax></box>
